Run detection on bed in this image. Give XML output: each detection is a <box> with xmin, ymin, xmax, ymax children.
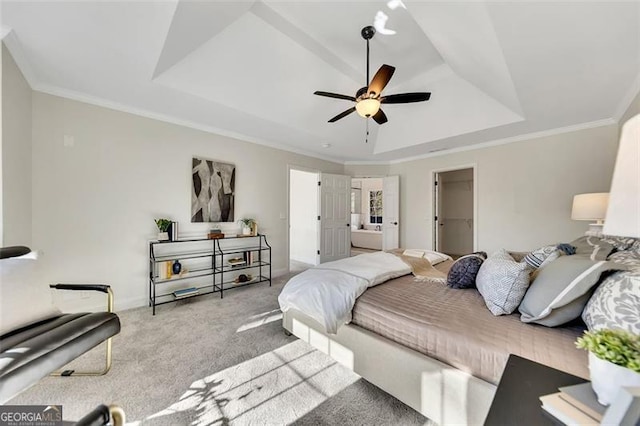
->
<box><xmin>279</xmin><ymin>253</ymin><xmax>588</xmax><ymax>425</ymax></box>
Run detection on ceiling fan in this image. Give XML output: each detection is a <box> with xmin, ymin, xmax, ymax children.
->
<box><xmin>314</xmin><ymin>25</ymin><xmax>431</xmax><ymax>125</ymax></box>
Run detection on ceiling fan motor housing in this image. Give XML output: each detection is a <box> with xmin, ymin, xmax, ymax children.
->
<box><xmin>361</xmin><ymin>25</ymin><xmax>376</xmax><ymax>40</ymax></box>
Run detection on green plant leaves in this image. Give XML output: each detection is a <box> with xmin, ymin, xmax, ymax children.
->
<box><xmin>576</xmin><ymin>329</ymin><xmax>640</xmax><ymax>372</ymax></box>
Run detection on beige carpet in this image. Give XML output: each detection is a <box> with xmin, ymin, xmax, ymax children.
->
<box><xmin>9</xmin><ymin>272</ymin><xmax>430</xmax><ymax>425</ymax></box>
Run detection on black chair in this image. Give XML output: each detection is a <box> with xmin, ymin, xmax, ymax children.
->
<box><xmin>0</xmin><ymin>246</ymin><xmax>121</xmax><ymax>403</ymax></box>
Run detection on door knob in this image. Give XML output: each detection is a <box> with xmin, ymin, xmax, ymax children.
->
<box><xmin>391</xmin><ymin>221</ymin><xmax>398</xmax><ymax>225</ymax></box>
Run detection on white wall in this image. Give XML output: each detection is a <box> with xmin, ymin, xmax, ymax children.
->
<box><xmin>384</xmin><ymin>124</ymin><xmax>619</xmax><ymax>253</ymax></box>
<box><xmin>30</xmin><ymin>92</ymin><xmax>343</xmax><ymax>311</ymax></box>
<box><xmin>289</xmin><ymin>169</ymin><xmax>318</xmax><ymax>265</ymax></box>
<box><xmin>2</xmin><ymin>44</ymin><xmax>32</xmax><ymax>246</ymax></box>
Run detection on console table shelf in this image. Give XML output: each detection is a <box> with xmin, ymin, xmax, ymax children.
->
<box><xmin>148</xmin><ymin>234</ymin><xmax>271</xmax><ymax>314</ymax></box>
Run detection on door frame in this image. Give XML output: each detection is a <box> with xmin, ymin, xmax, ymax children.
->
<box><xmin>431</xmin><ymin>164</ymin><xmax>478</xmax><ymax>253</ymax></box>
<box><xmin>287</xmin><ymin>164</ymin><xmax>321</xmax><ymax>272</ymax></box>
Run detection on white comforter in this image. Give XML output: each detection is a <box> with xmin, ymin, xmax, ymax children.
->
<box><xmin>278</xmin><ymin>251</ymin><xmax>411</xmax><ymax>334</ymax></box>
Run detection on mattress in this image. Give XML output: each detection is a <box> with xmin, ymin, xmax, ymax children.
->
<box><xmin>350</xmin><ymin>264</ymin><xmax>588</xmax><ymax>385</ymax></box>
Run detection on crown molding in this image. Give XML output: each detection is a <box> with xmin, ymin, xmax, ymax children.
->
<box><xmin>34</xmin><ymin>83</ymin><xmax>345</xmax><ymax>165</ymax></box>
<box><xmin>386</xmin><ymin>118</ymin><xmax>618</xmax><ymax>164</ymax></box>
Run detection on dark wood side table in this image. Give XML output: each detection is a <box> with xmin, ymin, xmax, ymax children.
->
<box><xmin>484</xmin><ymin>354</ymin><xmax>587</xmax><ymax>426</ymax></box>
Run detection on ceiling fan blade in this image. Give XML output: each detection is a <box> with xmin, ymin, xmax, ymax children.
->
<box><xmin>372</xmin><ymin>109</ymin><xmax>388</xmax><ymax>125</ymax></box>
<box><xmin>367</xmin><ymin>64</ymin><xmax>395</xmax><ymax>97</ymax></box>
<box><xmin>314</xmin><ymin>91</ymin><xmax>356</xmax><ymax>102</ymax></box>
<box><xmin>381</xmin><ymin>92</ymin><xmax>431</xmax><ymax>104</ymax></box>
<box><xmin>328</xmin><ymin>107</ymin><xmax>356</xmax><ymax>123</ymax></box>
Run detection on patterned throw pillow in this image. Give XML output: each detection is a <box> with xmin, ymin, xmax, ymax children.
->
<box><xmin>447</xmin><ymin>252</ymin><xmax>488</xmax><ymax>289</ymax></box>
<box><xmin>582</xmin><ymin>270</ymin><xmax>640</xmax><ymax>334</ymax></box>
<box><xmin>607</xmin><ymin>250</ymin><xmax>640</xmax><ymax>272</ymax></box>
<box><xmin>476</xmin><ymin>250</ymin><xmax>533</xmax><ymax>315</ymax></box>
<box><xmin>524</xmin><ymin>245</ymin><xmax>561</xmax><ymax>269</ymax></box>
<box><xmin>601</xmin><ymin>235</ymin><xmax>638</xmax><ymax>252</ymax></box>
<box><xmin>570</xmin><ymin>236</ymin><xmax>615</xmax><ymax>261</ymax></box>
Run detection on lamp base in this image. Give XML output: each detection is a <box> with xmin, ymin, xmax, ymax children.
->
<box><xmin>585</xmin><ymin>221</ymin><xmax>604</xmax><ymax>237</ymax></box>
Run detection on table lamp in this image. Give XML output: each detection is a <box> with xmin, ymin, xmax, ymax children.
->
<box><xmin>572</xmin><ymin>193</ymin><xmax>609</xmax><ymax>236</ymax></box>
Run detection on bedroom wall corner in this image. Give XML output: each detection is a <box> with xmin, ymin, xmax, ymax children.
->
<box><xmin>1</xmin><ymin>43</ymin><xmax>33</xmax><ymax>247</ymax></box>
<box><xmin>620</xmin><ymin>88</ymin><xmax>640</xmax><ymax>126</ymax></box>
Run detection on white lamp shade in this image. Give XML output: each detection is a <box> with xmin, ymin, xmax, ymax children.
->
<box><xmin>603</xmin><ymin>114</ymin><xmax>640</xmax><ymax>238</ymax></box>
<box><xmin>571</xmin><ymin>193</ymin><xmax>609</xmax><ymax>221</ymax></box>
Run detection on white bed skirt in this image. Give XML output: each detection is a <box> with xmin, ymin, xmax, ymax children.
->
<box><xmin>283</xmin><ymin>309</ymin><xmax>497</xmax><ymax>425</ymax></box>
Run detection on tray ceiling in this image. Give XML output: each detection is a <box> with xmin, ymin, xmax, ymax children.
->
<box><xmin>2</xmin><ymin>1</ymin><xmax>638</xmax><ymax>162</ymax></box>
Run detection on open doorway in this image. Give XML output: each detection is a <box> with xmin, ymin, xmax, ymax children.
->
<box><xmin>351</xmin><ymin>178</ymin><xmax>382</xmax><ymax>255</ymax></box>
<box><xmin>289</xmin><ymin>168</ymin><xmax>319</xmax><ymax>271</ymax></box>
<box><xmin>434</xmin><ymin>167</ymin><xmax>476</xmax><ymax>257</ymax></box>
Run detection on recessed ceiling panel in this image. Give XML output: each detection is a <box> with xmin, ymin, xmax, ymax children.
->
<box><xmin>374</xmin><ymin>67</ymin><xmax>524</xmax><ymax>154</ymax></box>
<box><xmin>264</xmin><ymin>0</ymin><xmax>444</xmax><ymax>83</ymax></box>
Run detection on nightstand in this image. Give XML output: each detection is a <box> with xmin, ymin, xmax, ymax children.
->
<box><xmin>484</xmin><ymin>354</ymin><xmax>587</xmax><ymax>425</ymax></box>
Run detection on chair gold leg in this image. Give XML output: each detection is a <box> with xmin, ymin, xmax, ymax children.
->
<box><xmin>109</xmin><ymin>404</ymin><xmax>126</xmax><ymax>426</ymax></box>
<box><xmin>50</xmin><ymin>337</ymin><xmax>113</xmax><ymax>377</ymax></box>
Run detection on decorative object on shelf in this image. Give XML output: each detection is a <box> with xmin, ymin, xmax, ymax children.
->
<box><xmin>228</xmin><ymin>257</ymin><xmax>246</xmax><ymax>267</ymax></box>
<box><xmin>235</xmin><ymin>274</ymin><xmax>253</xmax><ymax>283</ymax></box>
<box><xmin>191</xmin><ymin>157</ymin><xmax>235</xmax><ymax>223</ymax></box>
<box><xmin>207</xmin><ymin>228</ymin><xmax>224</xmax><ymax>239</ymax></box>
<box><xmin>238</xmin><ymin>218</ymin><xmax>256</xmax><ymax>236</ymax></box>
<box><xmin>169</xmin><ymin>221</ymin><xmax>179</xmax><ymax>241</ymax></box>
<box><xmin>155</xmin><ymin>218</ymin><xmax>172</xmax><ymax>241</ymax></box>
<box><xmin>172</xmin><ymin>260</ymin><xmax>182</xmax><ymax>275</ymax></box>
<box><xmin>173</xmin><ymin>287</ymin><xmax>198</xmax><ymax>299</ymax></box>
<box><xmin>571</xmin><ymin>193</ymin><xmax>609</xmax><ymax>236</ymax></box>
<box><xmin>576</xmin><ymin>329</ymin><xmax>640</xmax><ymax>405</ymax></box>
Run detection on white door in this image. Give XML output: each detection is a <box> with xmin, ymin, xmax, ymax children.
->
<box><xmin>382</xmin><ymin>175</ymin><xmax>400</xmax><ymax>250</ymax></box>
<box><xmin>319</xmin><ymin>173</ymin><xmax>351</xmax><ymax>263</ymax></box>
<box><xmin>434</xmin><ymin>173</ymin><xmax>442</xmax><ymax>251</ymax></box>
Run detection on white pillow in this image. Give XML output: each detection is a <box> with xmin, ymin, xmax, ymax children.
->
<box><xmin>0</xmin><ymin>252</ymin><xmax>60</xmax><ymax>335</ymax></box>
<box><xmin>403</xmin><ymin>249</ymin><xmax>452</xmax><ymax>265</ymax></box>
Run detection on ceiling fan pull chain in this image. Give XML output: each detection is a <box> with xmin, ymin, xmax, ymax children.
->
<box><xmin>366</xmin><ymin>120</ymin><xmax>369</xmax><ymax>143</ymax></box>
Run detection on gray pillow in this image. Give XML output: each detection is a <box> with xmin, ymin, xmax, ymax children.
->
<box><xmin>519</xmin><ymin>256</ymin><xmax>623</xmax><ymax>326</ymax></box>
<box><xmin>582</xmin><ymin>270</ymin><xmax>640</xmax><ymax>334</ymax></box>
<box><xmin>476</xmin><ymin>250</ymin><xmax>533</xmax><ymax>316</ymax></box>
<box><xmin>570</xmin><ymin>236</ymin><xmax>614</xmax><ymax>261</ymax></box>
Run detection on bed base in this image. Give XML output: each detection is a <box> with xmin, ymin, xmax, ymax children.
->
<box><xmin>283</xmin><ymin>309</ymin><xmax>496</xmax><ymax>425</ymax></box>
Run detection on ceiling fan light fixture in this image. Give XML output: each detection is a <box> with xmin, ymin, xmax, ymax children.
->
<box><xmin>356</xmin><ymin>98</ymin><xmax>381</xmax><ymax>118</ymax></box>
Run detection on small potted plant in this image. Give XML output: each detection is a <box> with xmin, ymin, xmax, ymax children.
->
<box><xmin>576</xmin><ymin>329</ymin><xmax>640</xmax><ymax>405</ymax></box>
<box><xmin>238</xmin><ymin>218</ymin><xmax>256</xmax><ymax>236</ymax></box>
<box><xmin>155</xmin><ymin>218</ymin><xmax>172</xmax><ymax>241</ymax></box>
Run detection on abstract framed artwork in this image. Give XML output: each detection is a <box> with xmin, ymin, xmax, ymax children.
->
<box><xmin>191</xmin><ymin>157</ymin><xmax>235</xmax><ymax>222</ymax></box>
